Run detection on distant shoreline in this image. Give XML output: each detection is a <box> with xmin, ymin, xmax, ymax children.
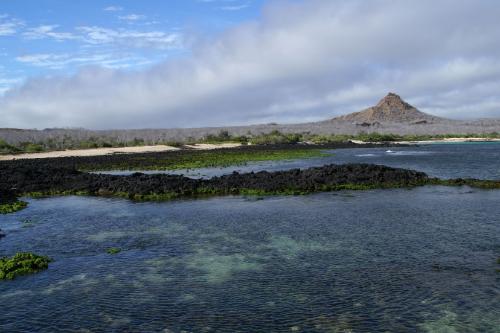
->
<box><xmin>0</xmin><ymin>143</ymin><xmax>242</xmax><ymax>161</ymax></box>
<box><xmin>393</xmin><ymin>138</ymin><xmax>500</xmax><ymax>145</ymax></box>
<box><xmin>1</xmin><ymin>138</ymin><xmax>498</xmax><ymax>161</ymax></box>
<box><xmin>348</xmin><ymin>137</ymin><xmax>500</xmax><ymax>145</ymax></box>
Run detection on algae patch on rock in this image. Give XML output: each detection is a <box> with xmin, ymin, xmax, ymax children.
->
<box><xmin>0</xmin><ymin>200</ymin><xmax>28</xmax><ymax>214</ymax></box>
<box><xmin>0</xmin><ymin>252</ymin><xmax>52</xmax><ymax>280</ymax></box>
<box><xmin>106</xmin><ymin>247</ymin><xmax>122</xmax><ymax>255</ymax></box>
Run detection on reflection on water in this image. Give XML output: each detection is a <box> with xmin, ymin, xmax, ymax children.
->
<box><xmin>1</xmin><ymin>186</ymin><xmax>499</xmax><ymax>332</ymax></box>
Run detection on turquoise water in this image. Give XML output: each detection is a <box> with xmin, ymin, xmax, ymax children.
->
<box><xmin>1</xmin><ymin>187</ymin><xmax>500</xmax><ymax>332</ymax></box>
<box><xmin>1</xmin><ymin>143</ymin><xmax>500</xmax><ymax>332</ymax></box>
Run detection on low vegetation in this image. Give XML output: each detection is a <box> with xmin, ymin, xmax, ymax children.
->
<box><xmin>302</xmin><ymin>132</ymin><xmax>500</xmax><ymax>143</ymax></box>
<box><xmin>1</xmin><ymin>130</ymin><xmax>499</xmax><ymax>155</ymax></box>
<box><xmin>0</xmin><ymin>252</ymin><xmax>52</xmax><ymax>280</ymax></box>
<box><xmin>0</xmin><ymin>139</ymin><xmax>21</xmax><ymax>154</ymax></box>
<box><xmin>0</xmin><ymin>200</ymin><xmax>28</xmax><ymax>214</ymax></box>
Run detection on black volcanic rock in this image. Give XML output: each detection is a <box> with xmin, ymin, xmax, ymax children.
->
<box><xmin>0</xmin><ymin>188</ymin><xmax>18</xmax><ymax>205</ymax></box>
<box><xmin>0</xmin><ymin>160</ymin><xmax>430</xmax><ymax>199</ymax></box>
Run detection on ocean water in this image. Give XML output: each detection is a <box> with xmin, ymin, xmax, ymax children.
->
<box><xmin>97</xmin><ymin>143</ymin><xmax>500</xmax><ymax>180</ymax></box>
<box><xmin>1</xmin><ymin>143</ymin><xmax>500</xmax><ymax>332</ymax></box>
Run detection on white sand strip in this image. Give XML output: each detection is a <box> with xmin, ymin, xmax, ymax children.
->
<box><xmin>351</xmin><ymin>138</ymin><xmax>500</xmax><ymax>145</ymax></box>
<box><xmin>184</xmin><ymin>143</ymin><xmax>243</xmax><ymax>150</ymax></box>
<box><xmin>396</xmin><ymin>138</ymin><xmax>500</xmax><ymax>144</ymax></box>
<box><xmin>0</xmin><ymin>143</ymin><xmax>244</xmax><ymax>161</ymax></box>
<box><xmin>0</xmin><ymin>145</ymin><xmax>179</xmax><ymax>161</ymax></box>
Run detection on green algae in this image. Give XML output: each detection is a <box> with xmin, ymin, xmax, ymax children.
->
<box><xmin>430</xmin><ymin>178</ymin><xmax>500</xmax><ymax>189</ymax></box>
<box><xmin>106</xmin><ymin>247</ymin><xmax>122</xmax><ymax>255</ymax></box>
<box><xmin>0</xmin><ymin>200</ymin><xmax>28</xmax><ymax>214</ymax></box>
<box><xmin>79</xmin><ymin>148</ymin><xmax>329</xmax><ymax>172</ymax></box>
<box><xmin>0</xmin><ymin>252</ymin><xmax>52</xmax><ymax>280</ymax></box>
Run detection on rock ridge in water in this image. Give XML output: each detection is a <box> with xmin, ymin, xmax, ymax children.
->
<box><xmin>0</xmin><ymin>162</ymin><xmax>429</xmax><ymax>199</ymax></box>
<box><xmin>0</xmin><ymin>188</ymin><xmax>18</xmax><ymax>204</ymax></box>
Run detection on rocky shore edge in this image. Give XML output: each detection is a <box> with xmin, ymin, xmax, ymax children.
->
<box><xmin>1</xmin><ymin>162</ymin><xmax>499</xmax><ymax>204</ymax></box>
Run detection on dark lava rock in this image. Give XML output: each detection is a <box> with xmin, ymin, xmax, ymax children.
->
<box><xmin>0</xmin><ymin>159</ymin><xmax>430</xmax><ymax>199</ymax></box>
<box><xmin>0</xmin><ymin>188</ymin><xmax>18</xmax><ymax>205</ymax></box>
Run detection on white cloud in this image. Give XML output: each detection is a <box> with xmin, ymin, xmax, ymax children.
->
<box><xmin>0</xmin><ymin>77</ymin><xmax>23</xmax><ymax>94</ymax></box>
<box><xmin>15</xmin><ymin>53</ymin><xmax>151</xmax><ymax>70</ymax></box>
<box><xmin>220</xmin><ymin>3</ymin><xmax>250</xmax><ymax>11</ymax></box>
<box><xmin>198</xmin><ymin>0</ymin><xmax>241</xmax><ymax>3</ymax></box>
<box><xmin>23</xmin><ymin>25</ymin><xmax>77</xmax><ymax>41</ymax></box>
<box><xmin>0</xmin><ymin>14</ymin><xmax>24</xmax><ymax>36</ymax></box>
<box><xmin>118</xmin><ymin>14</ymin><xmax>146</xmax><ymax>22</ymax></box>
<box><xmin>16</xmin><ymin>53</ymin><xmax>68</xmax><ymax>67</ymax></box>
<box><xmin>77</xmin><ymin>26</ymin><xmax>182</xmax><ymax>49</ymax></box>
<box><xmin>21</xmin><ymin>24</ymin><xmax>182</xmax><ymax>50</ymax></box>
<box><xmin>2</xmin><ymin>0</ymin><xmax>500</xmax><ymax>129</ymax></box>
<box><xmin>103</xmin><ymin>6</ymin><xmax>123</xmax><ymax>12</ymax></box>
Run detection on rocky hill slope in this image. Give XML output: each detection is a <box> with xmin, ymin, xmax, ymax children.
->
<box><xmin>333</xmin><ymin>93</ymin><xmax>444</xmax><ymax>124</ymax></box>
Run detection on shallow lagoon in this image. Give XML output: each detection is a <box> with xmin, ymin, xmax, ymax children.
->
<box><xmin>1</xmin><ymin>185</ymin><xmax>500</xmax><ymax>332</ymax></box>
<box><xmin>96</xmin><ymin>143</ymin><xmax>500</xmax><ymax>180</ymax></box>
<box><xmin>2</xmin><ymin>143</ymin><xmax>500</xmax><ymax>332</ymax></box>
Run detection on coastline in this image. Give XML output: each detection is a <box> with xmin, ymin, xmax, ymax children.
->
<box><xmin>349</xmin><ymin>137</ymin><xmax>500</xmax><ymax>145</ymax></box>
<box><xmin>395</xmin><ymin>137</ymin><xmax>500</xmax><ymax>145</ymax></box>
<box><xmin>1</xmin><ymin>137</ymin><xmax>498</xmax><ymax>161</ymax></box>
<box><xmin>0</xmin><ymin>143</ymin><xmax>242</xmax><ymax>161</ymax></box>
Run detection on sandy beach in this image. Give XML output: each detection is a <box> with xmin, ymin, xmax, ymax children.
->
<box><xmin>348</xmin><ymin>137</ymin><xmax>500</xmax><ymax>145</ymax></box>
<box><xmin>0</xmin><ymin>143</ymin><xmax>242</xmax><ymax>161</ymax></box>
<box><xmin>396</xmin><ymin>137</ymin><xmax>500</xmax><ymax>144</ymax></box>
<box><xmin>1</xmin><ymin>138</ymin><xmax>498</xmax><ymax>161</ymax></box>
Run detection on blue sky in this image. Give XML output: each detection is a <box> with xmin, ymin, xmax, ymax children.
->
<box><xmin>1</xmin><ymin>0</ymin><xmax>500</xmax><ymax>129</ymax></box>
<box><xmin>0</xmin><ymin>0</ymin><xmax>263</xmax><ymax>93</ymax></box>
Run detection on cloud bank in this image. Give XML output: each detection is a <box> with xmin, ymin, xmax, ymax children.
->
<box><xmin>2</xmin><ymin>0</ymin><xmax>500</xmax><ymax>129</ymax></box>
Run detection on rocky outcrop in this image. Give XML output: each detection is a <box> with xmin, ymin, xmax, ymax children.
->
<box><xmin>334</xmin><ymin>93</ymin><xmax>444</xmax><ymax>123</ymax></box>
<box><xmin>0</xmin><ymin>188</ymin><xmax>18</xmax><ymax>204</ymax></box>
<box><xmin>0</xmin><ymin>161</ymin><xmax>430</xmax><ymax>199</ymax></box>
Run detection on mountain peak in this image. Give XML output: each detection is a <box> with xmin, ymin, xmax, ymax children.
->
<box><xmin>376</xmin><ymin>92</ymin><xmax>413</xmax><ymax>110</ymax></box>
<box><xmin>334</xmin><ymin>93</ymin><xmax>441</xmax><ymax>123</ymax></box>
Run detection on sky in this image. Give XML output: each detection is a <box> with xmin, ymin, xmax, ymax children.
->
<box><xmin>1</xmin><ymin>0</ymin><xmax>500</xmax><ymax>129</ymax></box>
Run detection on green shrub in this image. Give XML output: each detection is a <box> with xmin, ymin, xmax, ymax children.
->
<box><xmin>0</xmin><ymin>139</ymin><xmax>20</xmax><ymax>154</ymax></box>
<box><xmin>21</xmin><ymin>143</ymin><xmax>44</xmax><ymax>152</ymax></box>
<box><xmin>249</xmin><ymin>130</ymin><xmax>302</xmax><ymax>145</ymax></box>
